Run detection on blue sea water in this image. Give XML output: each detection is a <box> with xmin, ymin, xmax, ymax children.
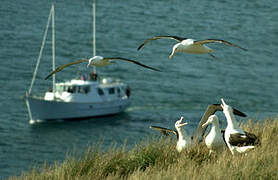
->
<box><xmin>0</xmin><ymin>0</ymin><xmax>278</xmax><ymax>178</ymax></box>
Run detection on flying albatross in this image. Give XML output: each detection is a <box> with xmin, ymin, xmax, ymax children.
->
<box><xmin>137</xmin><ymin>36</ymin><xmax>248</xmax><ymax>60</ymax></box>
<box><xmin>202</xmin><ymin>114</ymin><xmax>226</xmax><ymax>155</ymax></box>
<box><xmin>192</xmin><ymin>104</ymin><xmax>247</xmax><ymax>145</ymax></box>
<box><xmin>45</xmin><ymin>56</ymin><xmax>161</xmax><ymax>80</ymax></box>
<box><xmin>221</xmin><ymin>98</ymin><xmax>260</xmax><ymax>155</ymax></box>
<box><xmin>150</xmin><ymin>116</ymin><xmax>192</xmax><ymax>152</ymax></box>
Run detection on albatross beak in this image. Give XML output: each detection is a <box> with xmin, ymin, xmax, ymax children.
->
<box><xmin>87</xmin><ymin>61</ymin><xmax>93</xmax><ymax>68</ymax></box>
<box><xmin>87</xmin><ymin>58</ymin><xmax>94</xmax><ymax>68</ymax></box>
<box><xmin>177</xmin><ymin>116</ymin><xmax>188</xmax><ymax>127</ymax></box>
<box><xmin>179</xmin><ymin>122</ymin><xmax>188</xmax><ymax>127</ymax></box>
<box><xmin>202</xmin><ymin>121</ymin><xmax>209</xmax><ymax>128</ymax></box>
<box><xmin>221</xmin><ymin>98</ymin><xmax>227</xmax><ymax>107</ymax></box>
<box><xmin>169</xmin><ymin>49</ymin><xmax>176</xmax><ymax>60</ymax></box>
<box><xmin>221</xmin><ymin>98</ymin><xmax>247</xmax><ymax>117</ymax></box>
<box><xmin>181</xmin><ymin>117</ymin><xmax>188</xmax><ymax>126</ymax></box>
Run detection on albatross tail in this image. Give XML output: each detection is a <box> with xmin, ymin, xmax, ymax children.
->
<box><xmin>235</xmin><ymin>146</ymin><xmax>255</xmax><ymax>153</ymax></box>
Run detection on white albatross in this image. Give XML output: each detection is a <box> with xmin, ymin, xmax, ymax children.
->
<box><xmin>192</xmin><ymin>104</ymin><xmax>247</xmax><ymax>144</ymax></box>
<box><xmin>202</xmin><ymin>115</ymin><xmax>226</xmax><ymax>155</ymax></box>
<box><xmin>149</xmin><ymin>104</ymin><xmax>247</xmax><ymax>152</ymax></box>
<box><xmin>45</xmin><ymin>56</ymin><xmax>161</xmax><ymax>80</ymax></box>
<box><xmin>221</xmin><ymin>98</ymin><xmax>260</xmax><ymax>155</ymax></box>
<box><xmin>137</xmin><ymin>36</ymin><xmax>248</xmax><ymax>60</ymax></box>
<box><xmin>150</xmin><ymin>116</ymin><xmax>192</xmax><ymax>152</ymax></box>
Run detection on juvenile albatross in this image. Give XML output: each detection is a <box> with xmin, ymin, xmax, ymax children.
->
<box><xmin>45</xmin><ymin>56</ymin><xmax>161</xmax><ymax>80</ymax></box>
<box><xmin>221</xmin><ymin>98</ymin><xmax>260</xmax><ymax>155</ymax></box>
<box><xmin>202</xmin><ymin>115</ymin><xmax>226</xmax><ymax>155</ymax></box>
<box><xmin>150</xmin><ymin>116</ymin><xmax>192</xmax><ymax>152</ymax></box>
<box><xmin>137</xmin><ymin>36</ymin><xmax>247</xmax><ymax>60</ymax></box>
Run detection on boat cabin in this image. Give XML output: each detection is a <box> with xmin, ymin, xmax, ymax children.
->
<box><xmin>44</xmin><ymin>78</ymin><xmax>129</xmax><ymax>103</ymax></box>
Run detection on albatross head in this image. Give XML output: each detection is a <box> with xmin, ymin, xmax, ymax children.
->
<box><xmin>175</xmin><ymin>116</ymin><xmax>188</xmax><ymax>130</ymax></box>
<box><xmin>202</xmin><ymin>115</ymin><xmax>219</xmax><ymax>128</ymax></box>
<box><xmin>87</xmin><ymin>56</ymin><xmax>103</xmax><ymax>68</ymax></box>
<box><xmin>221</xmin><ymin>98</ymin><xmax>233</xmax><ymax>114</ymax></box>
<box><xmin>169</xmin><ymin>43</ymin><xmax>182</xmax><ymax>60</ymax></box>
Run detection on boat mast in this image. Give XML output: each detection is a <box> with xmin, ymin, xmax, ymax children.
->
<box><xmin>92</xmin><ymin>0</ymin><xmax>96</xmax><ymax>74</ymax></box>
<box><xmin>52</xmin><ymin>4</ymin><xmax>56</xmax><ymax>93</ymax></box>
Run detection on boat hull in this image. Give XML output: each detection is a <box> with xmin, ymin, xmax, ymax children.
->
<box><xmin>26</xmin><ymin>95</ymin><xmax>130</xmax><ymax>121</ymax></box>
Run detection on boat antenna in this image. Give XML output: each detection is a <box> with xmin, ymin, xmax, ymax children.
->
<box><xmin>92</xmin><ymin>0</ymin><xmax>96</xmax><ymax>74</ymax></box>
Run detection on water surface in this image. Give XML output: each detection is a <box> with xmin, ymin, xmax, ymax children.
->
<box><xmin>0</xmin><ymin>0</ymin><xmax>277</xmax><ymax>177</ymax></box>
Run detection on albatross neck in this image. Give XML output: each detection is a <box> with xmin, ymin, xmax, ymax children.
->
<box><xmin>176</xmin><ymin>127</ymin><xmax>185</xmax><ymax>141</ymax></box>
<box><xmin>211</xmin><ymin>121</ymin><xmax>221</xmax><ymax>132</ymax></box>
<box><xmin>225</xmin><ymin>109</ymin><xmax>240</xmax><ymax>130</ymax></box>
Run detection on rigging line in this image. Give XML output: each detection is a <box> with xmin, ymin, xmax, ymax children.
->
<box><xmin>28</xmin><ymin>5</ymin><xmax>53</xmax><ymax>94</ymax></box>
<box><xmin>25</xmin><ymin>92</ymin><xmax>33</xmax><ymax>122</ymax></box>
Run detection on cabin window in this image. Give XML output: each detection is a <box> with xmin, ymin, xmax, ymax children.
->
<box><xmin>72</xmin><ymin>86</ymin><xmax>77</xmax><ymax>93</ymax></box>
<box><xmin>78</xmin><ymin>86</ymin><xmax>87</xmax><ymax>94</ymax></box>
<box><xmin>84</xmin><ymin>86</ymin><xmax>90</xmax><ymax>94</ymax></box>
<box><xmin>66</xmin><ymin>86</ymin><xmax>76</xmax><ymax>93</ymax></box>
<box><xmin>117</xmin><ymin>87</ymin><xmax>121</xmax><ymax>94</ymax></box>
<box><xmin>108</xmin><ymin>88</ymin><xmax>115</xmax><ymax>94</ymax></box>
<box><xmin>77</xmin><ymin>86</ymin><xmax>82</xmax><ymax>93</ymax></box>
<box><xmin>67</xmin><ymin>86</ymin><xmax>73</xmax><ymax>93</ymax></box>
<box><xmin>98</xmin><ymin>88</ymin><xmax>104</xmax><ymax>96</ymax></box>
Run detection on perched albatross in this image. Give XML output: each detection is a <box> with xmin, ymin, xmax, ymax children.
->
<box><xmin>45</xmin><ymin>56</ymin><xmax>161</xmax><ymax>80</ymax></box>
<box><xmin>192</xmin><ymin>104</ymin><xmax>247</xmax><ymax>144</ymax></box>
<box><xmin>202</xmin><ymin>115</ymin><xmax>226</xmax><ymax>155</ymax></box>
<box><xmin>221</xmin><ymin>98</ymin><xmax>260</xmax><ymax>155</ymax></box>
<box><xmin>137</xmin><ymin>36</ymin><xmax>247</xmax><ymax>60</ymax></box>
<box><xmin>150</xmin><ymin>116</ymin><xmax>192</xmax><ymax>152</ymax></box>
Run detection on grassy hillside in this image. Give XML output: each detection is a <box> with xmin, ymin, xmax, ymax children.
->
<box><xmin>10</xmin><ymin>117</ymin><xmax>278</xmax><ymax>180</ymax></box>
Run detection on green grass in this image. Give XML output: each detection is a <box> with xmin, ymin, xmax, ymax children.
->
<box><xmin>10</xmin><ymin>117</ymin><xmax>278</xmax><ymax>180</ymax></box>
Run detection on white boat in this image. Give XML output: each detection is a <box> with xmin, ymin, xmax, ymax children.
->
<box><xmin>25</xmin><ymin>3</ymin><xmax>131</xmax><ymax>123</ymax></box>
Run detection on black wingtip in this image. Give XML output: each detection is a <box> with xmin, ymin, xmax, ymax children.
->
<box><xmin>148</xmin><ymin>67</ymin><xmax>162</xmax><ymax>72</ymax></box>
<box><xmin>239</xmin><ymin>46</ymin><xmax>248</xmax><ymax>51</ymax></box>
<box><xmin>154</xmin><ymin>68</ymin><xmax>162</xmax><ymax>72</ymax></box>
<box><xmin>232</xmin><ymin>108</ymin><xmax>247</xmax><ymax>117</ymax></box>
<box><xmin>236</xmin><ymin>45</ymin><xmax>248</xmax><ymax>51</ymax></box>
<box><xmin>212</xmin><ymin>103</ymin><xmax>247</xmax><ymax>117</ymax></box>
<box><xmin>137</xmin><ymin>44</ymin><xmax>143</xmax><ymax>51</ymax></box>
<box><xmin>243</xmin><ymin>47</ymin><xmax>248</xmax><ymax>51</ymax></box>
<box><xmin>44</xmin><ymin>75</ymin><xmax>50</xmax><ymax>80</ymax></box>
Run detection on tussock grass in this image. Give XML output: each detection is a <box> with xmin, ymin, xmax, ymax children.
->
<box><xmin>10</xmin><ymin>117</ymin><xmax>278</xmax><ymax>180</ymax></box>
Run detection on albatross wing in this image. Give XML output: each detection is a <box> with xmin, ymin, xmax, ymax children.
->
<box><xmin>229</xmin><ymin>131</ymin><xmax>260</xmax><ymax>147</ymax></box>
<box><xmin>45</xmin><ymin>59</ymin><xmax>88</xmax><ymax>80</ymax></box>
<box><xmin>137</xmin><ymin>35</ymin><xmax>186</xmax><ymax>50</ymax></box>
<box><xmin>194</xmin><ymin>39</ymin><xmax>248</xmax><ymax>51</ymax></box>
<box><xmin>105</xmin><ymin>57</ymin><xmax>161</xmax><ymax>72</ymax></box>
<box><xmin>208</xmin><ymin>104</ymin><xmax>247</xmax><ymax>117</ymax></box>
<box><xmin>150</xmin><ymin>125</ymin><xmax>178</xmax><ymax>139</ymax></box>
<box><xmin>194</xmin><ymin>104</ymin><xmax>247</xmax><ymax>144</ymax></box>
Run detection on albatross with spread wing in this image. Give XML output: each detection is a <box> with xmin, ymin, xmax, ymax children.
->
<box><xmin>45</xmin><ymin>56</ymin><xmax>161</xmax><ymax>80</ymax></box>
<box><xmin>137</xmin><ymin>36</ymin><xmax>247</xmax><ymax>60</ymax></box>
